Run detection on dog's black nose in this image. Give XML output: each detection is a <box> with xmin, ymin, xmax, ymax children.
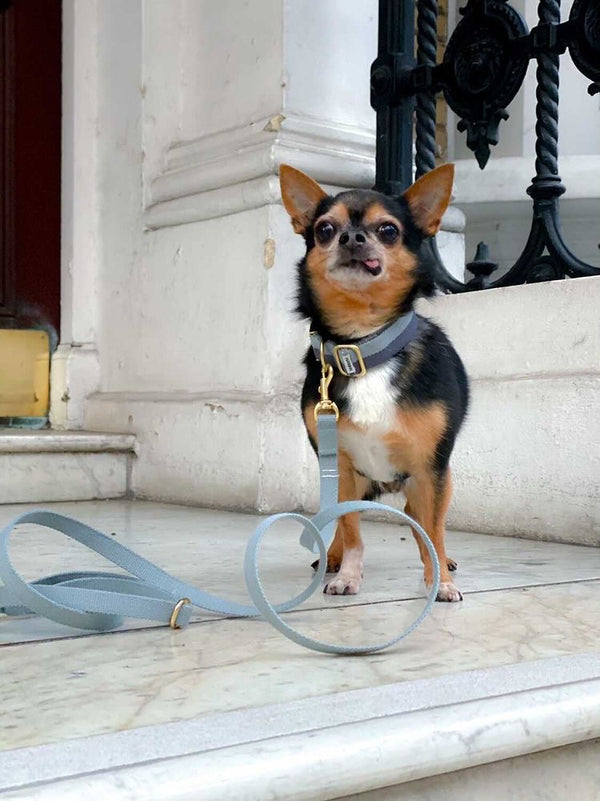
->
<box><xmin>339</xmin><ymin>230</ymin><xmax>366</xmax><ymax>247</ymax></box>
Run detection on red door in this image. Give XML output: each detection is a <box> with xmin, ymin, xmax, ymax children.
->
<box><xmin>0</xmin><ymin>0</ymin><xmax>61</xmax><ymax>340</ymax></box>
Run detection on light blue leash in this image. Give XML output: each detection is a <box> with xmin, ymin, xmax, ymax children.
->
<box><xmin>0</xmin><ymin>413</ymin><xmax>440</xmax><ymax>655</ymax></box>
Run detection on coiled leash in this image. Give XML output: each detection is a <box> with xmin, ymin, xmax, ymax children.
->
<box><xmin>0</xmin><ymin>346</ymin><xmax>440</xmax><ymax>655</ymax></box>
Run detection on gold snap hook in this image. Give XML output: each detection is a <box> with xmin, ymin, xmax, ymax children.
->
<box><xmin>319</xmin><ymin>363</ymin><xmax>334</xmax><ymax>402</ymax></box>
<box><xmin>314</xmin><ymin>400</ymin><xmax>339</xmax><ymax>420</ymax></box>
<box><xmin>314</xmin><ymin>342</ymin><xmax>339</xmax><ymax>420</ymax></box>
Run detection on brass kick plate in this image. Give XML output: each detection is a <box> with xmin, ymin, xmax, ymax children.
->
<box><xmin>0</xmin><ymin>330</ymin><xmax>50</xmax><ymax>418</ymax></box>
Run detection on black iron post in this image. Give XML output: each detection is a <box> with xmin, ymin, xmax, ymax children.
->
<box><xmin>371</xmin><ymin>0</ymin><xmax>416</xmax><ymax>195</ymax></box>
<box><xmin>415</xmin><ymin>0</ymin><xmax>438</xmax><ymax>178</ymax></box>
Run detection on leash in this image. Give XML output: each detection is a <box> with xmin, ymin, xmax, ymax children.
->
<box><xmin>0</xmin><ymin>351</ymin><xmax>440</xmax><ymax>655</ymax></box>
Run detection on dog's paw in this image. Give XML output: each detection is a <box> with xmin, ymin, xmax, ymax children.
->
<box><xmin>435</xmin><ymin>581</ymin><xmax>463</xmax><ymax>602</ymax></box>
<box><xmin>324</xmin><ymin>573</ymin><xmax>361</xmax><ymax>595</ymax></box>
<box><xmin>447</xmin><ymin>557</ymin><xmax>458</xmax><ymax>572</ymax></box>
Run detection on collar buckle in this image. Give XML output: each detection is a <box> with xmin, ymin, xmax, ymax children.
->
<box><xmin>333</xmin><ymin>344</ymin><xmax>367</xmax><ymax>377</ymax></box>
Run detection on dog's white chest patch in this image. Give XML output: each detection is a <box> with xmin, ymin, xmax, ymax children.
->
<box><xmin>339</xmin><ymin>363</ymin><xmax>398</xmax><ymax>482</ymax></box>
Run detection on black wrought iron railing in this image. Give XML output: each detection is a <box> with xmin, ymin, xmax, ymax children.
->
<box><xmin>371</xmin><ymin>0</ymin><xmax>600</xmax><ymax>291</ymax></box>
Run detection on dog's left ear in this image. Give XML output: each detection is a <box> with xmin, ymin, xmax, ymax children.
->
<box><xmin>403</xmin><ymin>164</ymin><xmax>454</xmax><ymax>237</ymax></box>
<box><xmin>279</xmin><ymin>164</ymin><xmax>328</xmax><ymax>235</ymax></box>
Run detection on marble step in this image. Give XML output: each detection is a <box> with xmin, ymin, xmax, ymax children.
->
<box><xmin>1</xmin><ymin>501</ymin><xmax>599</xmax><ymax>799</ymax></box>
<box><xmin>2</xmin><ymin>656</ymin><xmax>599</xmax><ymax>800</ymax></box>
<box><xmin>0</xmin><ymin>431</ymin><xmax>135</xmax><ymax>504</ymax></box>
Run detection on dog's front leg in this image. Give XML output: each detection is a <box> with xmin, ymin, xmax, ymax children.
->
<box><xmin>404</xmin><ymin>469</ymin><xmax>463</xmax><ymax>602</ymax></box>
<box><xmin>323</xmin><ymin>453</ymin><xmax>369</xmax><ymax>596</ymax></box>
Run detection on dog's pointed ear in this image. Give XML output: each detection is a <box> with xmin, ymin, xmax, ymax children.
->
<box><xmin>403</xmin><ymin>164</ymin><xmax>454</xmax><ymax>237</ymax></box>
<box><xmin>279</xmin><ymin>164</ymin><xmax>328</xmax><ymax>235</ymax></box>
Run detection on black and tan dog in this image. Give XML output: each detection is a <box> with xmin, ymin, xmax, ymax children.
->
<box><xmin>280</xmin><ymin>163</ymin><xmax>469</xmax><ymax>602</ymax></box>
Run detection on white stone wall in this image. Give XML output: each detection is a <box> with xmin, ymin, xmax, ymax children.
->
<box><xmin>418</xmin><ymin>278</ymin><xmax>600</xmax><ymax>544</ymax></box>
<box><xmin>55</xmin><ymin>0</ymin><xmax>599</xmax><ymax>544</ymax></box>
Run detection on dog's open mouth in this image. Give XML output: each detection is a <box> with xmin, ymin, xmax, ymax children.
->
<box><xmin>360</xmin><ymin>258</ymin><xmax>381</xmax><ymax>276</ymax></box>
<box><xmin>340</xmin><ymin>258</ymin><xmax>382</xmax><ymax>277</ymax></box>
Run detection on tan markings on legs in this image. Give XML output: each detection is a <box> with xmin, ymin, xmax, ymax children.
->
<box><xmin>383</xmin><ymin>403</ymin><xmax>461</xmax><ymax>601</ymax></box>
<box><xmin>303</xmin><ymin>403</ymin><xmax>369</xmax><ymax>579</ymax></box>
<box><xmin>403</xmin><ymin>472</ymin><xmax>439</xmax><ymax>585</ymax></box>
<box><xmin>407</xmin><ymin>472</ymin><xmax>457</xmax><ymax>573</ymax></box>
<box><xmin>324</xmin><ymin>452</ymin><xmax>370</xmax><ymax>595</ymax></box>
<box><xmin>404</xmin><ymin>500</ymin><xmax>429</xmax><ymax>567</ymax></box>
<box><xmin>406</xmin><ymin>498</ymin><xmax>458</xmax><ymax>573</ymax></box>
<box><xmin>436</xmin><ymin>469</ymin><xmax>457</xmax><ymax>573</ymax></box>
<box><xmin>404</xmin><ymin>469</ymin><xmax>462</xmax><ymax>602</ymax></box>
<box><xmin>322</xmin><ymin>525</ymin><xmax>344</xmax><ymax>573</ymax></box>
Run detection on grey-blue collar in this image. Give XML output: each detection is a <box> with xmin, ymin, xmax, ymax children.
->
<box><xmin>310</xmin><ymin>311</ymin><xmax>420</xmax><ymax>377</ymax></box>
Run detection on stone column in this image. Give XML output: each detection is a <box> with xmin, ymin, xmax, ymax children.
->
<box><xmin>50</xmin><ymin>0</ymin><xmax>103</xmax><ymax>429</ymax></box>
<box><xmin>81</xmin><ymin>0</ymin><xmax>463</xmax><ymax>510</ymax></box>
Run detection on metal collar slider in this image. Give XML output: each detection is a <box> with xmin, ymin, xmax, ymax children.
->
<box><xmin>310</xmin><ymin>312</ymin><xmax>418</xmax><ymax>379</ymax></box>
<box><xmin>333</xmin><ymin>344</ymin><xmax>367</xmax><ymax>377</ymax></box>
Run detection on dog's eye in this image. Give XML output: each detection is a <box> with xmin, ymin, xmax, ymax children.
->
<box><xmin>377</xmin><ymin>223</ymin><xmax>399</xmax><ymax>244</ymax></box>
<box><xmin>315</xmin><ymin>221</ymin><xmax>336</xmax><ymax>245</ymax></box>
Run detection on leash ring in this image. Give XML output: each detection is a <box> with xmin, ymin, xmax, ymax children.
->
<box><xmin>169</xmin><ymin>597</ymin><xmax>191</xmax><ymax>629</ymax></box>
<box><xmin>244</xmin><ymin>501</ymin><xmax>440</xmax><ymax>655</ymax></box>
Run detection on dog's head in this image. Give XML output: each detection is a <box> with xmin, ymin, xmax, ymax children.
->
<box><xmin>279</xmin><ymin>164</ymin><xmax>454</xmax><ymax>338</ymax></box>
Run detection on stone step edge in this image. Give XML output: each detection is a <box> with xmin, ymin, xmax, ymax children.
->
<box><xmin>0</xmin><ymin>431</ymin><xmax>136</xmax><ymax>454</ymax></box>
<box><xmin>2</xmin><ymin>654</ymin><xmax>600</xmax><ymax>798</ymax></box>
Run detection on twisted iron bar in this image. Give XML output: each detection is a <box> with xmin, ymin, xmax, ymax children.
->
<box><xmin>495</xmin><ymin>0</ymin><xmax>564</xmax><ymax>287</ymax></box>
<box><xmin>371</xmin><ymin>0</ymin><xmax>417</xmax><ymax>195</ymax></box>
<box><xmin>415</xmin><ymin>0</ymin><xmax>438</xmax><ymax>178</ymax></box>
<box><xmin>534</xmin><ymin>0</ymin><xmax>561</xmax><ymax>180</ymax></box>
<box><xmin>518</xmin><ymin>0</ymin><xmax>599</xmax><ymax>282</ymax></box>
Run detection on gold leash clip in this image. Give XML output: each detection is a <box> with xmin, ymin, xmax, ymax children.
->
<box><xmin>314</xmin><ymin>342</ymin><xmax>339</xmax><ymax>420</ymax></box>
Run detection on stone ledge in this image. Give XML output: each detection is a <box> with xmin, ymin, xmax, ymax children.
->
<box><xmin>0</xmin><ymin>430</ymin><xmax>136</xmax><ymax>454</ymax></box>
<box><xmin>0</xmin><ymin>452</ymin><xmax>131</xmax><ymax>504</ymax></box>
<box><xmin>143</xmin><ymin>114</ymin><xmax>465</xmax><ymax>234</ymax></box>
<box><xmin>418</xmin><ymin>275</ymin><xmax>600</xmax><ymax>380</ymax></box>
<box><xmin>455</xmin><ymin>155</ymin><xmax>600</xmax><ymax>221</ymax></box>
<box><xmin>150</xmin><ymin>114</ymin><xmax>375</xmax><ymax>205</ymax></box>
<box><xmin>0</xmin><ymin>432</ymin><xmax>135</xmax><ymax>503</ymax></box>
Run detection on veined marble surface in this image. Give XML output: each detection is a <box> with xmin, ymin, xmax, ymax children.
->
<box><xmin>3</xmin><ymin>655</ymin><xmax>600</xmax><ymax>792</ymax></box>
<box><xmin>1</xmin><ymin>501</ymin><xmax>599</xmax><ymax>758</ymax></box>
<box><xmin>346</xmin><ymin>739</ymin><xmax>600</xmax><ymax>801</ymax></box>
<box><xmin>2</xmin><ymin>499</ymin><xmax>600</xmax><ymax>643</ymax></box>
<box><xmin>3</xmin><ymin>676</ymin><xmax>600</xmax><ymax>800</ymax></box>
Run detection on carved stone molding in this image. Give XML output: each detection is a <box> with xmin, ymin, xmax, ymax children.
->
<box><xmin>144</xmin><ymin>115</ymin><xmax>376</xmax><ymax>229</ymax></box>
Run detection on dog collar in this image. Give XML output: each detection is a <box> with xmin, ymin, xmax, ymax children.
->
<box><xmin>310</xmin><ymin>311</ymin><xmax>420</xmax><ymax>378</ymax></box>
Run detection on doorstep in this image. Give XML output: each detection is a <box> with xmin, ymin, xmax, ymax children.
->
<box><xmin>0</xmin><ymin>431</ymin><xmax>135</xmax><ymax>503</ymax></box>
<box><xmin>0</xmin><ymin>500</ymin><xmax>599</xmax><ymax>799</ymax></box>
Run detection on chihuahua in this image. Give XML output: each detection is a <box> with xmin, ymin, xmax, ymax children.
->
<box><xmin>280</xmin><ymin>163</ymin><xmax>469</xmax><ymax>602</ymax></box>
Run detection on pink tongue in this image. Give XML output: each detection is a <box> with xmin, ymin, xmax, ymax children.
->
<box><xmin>363</xmin><ymin>259</ymin><xmax>380</xmax><ymax>272</ymax></box>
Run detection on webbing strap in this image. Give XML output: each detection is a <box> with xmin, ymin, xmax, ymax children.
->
<box><xmin>300</xmin><ymin>414</ymin><xmax>339</xmax><ymax>553</ymax></box>
<box><xmin>310</xmin><ymin>312</ymin><xmax>418</xmax><ymax>374</ymax></box>
<box><xmin>0</xmin><ymin>416</ymin><xmax>440</xmax><ymax>654</ymax></box>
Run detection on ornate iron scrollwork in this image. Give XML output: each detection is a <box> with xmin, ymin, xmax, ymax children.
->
<box><xmin>371</xmin><ymin>0</ymin><xmax>600</xmax><ymax>292</ymax></box>
<box><xmin>569</xmin><ymin>0</ymin><xmax>600</xmax><ymax>95</ymax></box>
<box><xmin>443</xmin><ymin>0</ymin><xmax>529</xmax><ymax>168</ymax></box>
